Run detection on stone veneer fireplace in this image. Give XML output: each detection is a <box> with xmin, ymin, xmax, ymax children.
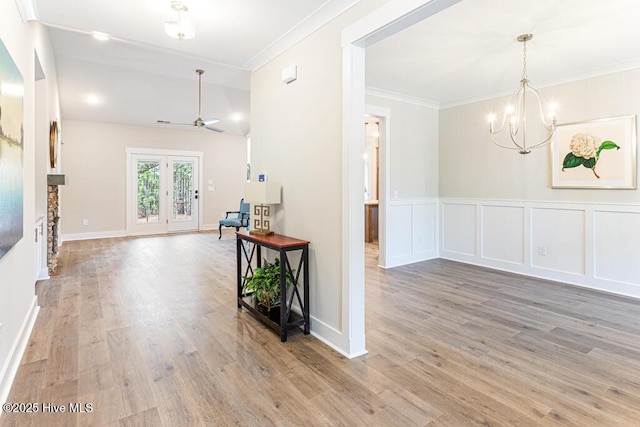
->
<box><xmin>47</xmin><ymin>174</ymin><xmax>65</xmax><ymax>274</ymax></box>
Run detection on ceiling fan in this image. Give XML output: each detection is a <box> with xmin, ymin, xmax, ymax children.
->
<box><xmin>157</xmin><ymin>69</ymin><xmax>224</xmax><ymax>133</ymax></box>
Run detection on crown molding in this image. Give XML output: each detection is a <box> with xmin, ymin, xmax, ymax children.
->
<box><xmin>15</xmin><ymin>0</ymin><xmax>39</xmax><ymax>22</ymax></box>
<box><xmin>440</xmin><ymin>59</ymin><xmax>640</xmax><ymax>110</ymax></box>
<box><xmin>368</xmin><ymin>61</ymin><xmax>640</xmax><ymax>111</ymax></box>
<box><xmin>244</xmin><ymin>0</ymin><xmax>360</xmax><ymax>71</ymax></box>
<box><xmin>366</xmin><ymin>86</ymin><xmax>439</xmax><ymax>109</ymax></box>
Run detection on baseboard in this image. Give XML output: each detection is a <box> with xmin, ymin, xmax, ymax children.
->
<box><xmin>61</xmin><ymin>230</ymin><xmax>127</xmax><ymax>242</ymax></box>
<box><xmin>381</xmin><ymin>250</ymin><xmax>439</xmax><ymax>269</ymax></box>
<box><xmin>36</xmin><ymin>268</ymin><xmax>50</xmax><ymax>281</ymax></box>
<box><xmin>309</xmin><ymin>316</ymin><xmax>368</xmax><ymax>359</ymax></box>
<box><xmin>440</xmin><ymin>251</ymin><xmax>640</xmax><ymax>300</ymax></box>
<box><xmin>0</xmin><ymin>297</ymin><xmax>40</xmax><ymax>406</ymax></box>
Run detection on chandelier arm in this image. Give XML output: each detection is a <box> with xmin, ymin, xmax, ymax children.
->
<box><xmin>490</xmin><ymin>134</ymin><xmax>524</xmax><ymax>150</ymax></box>
<box><xmin>526</xmin><ymin>131</ymin><xmax>556</xmax><ymax>151</ymax></box>
<box><xmin>508</xmin><ymin>131</ymin><xmax>525</xmax><ymax>152</ymax></box>
<box><xmin>527</xmin><ymin>85</ymin><xmax>555</xmax><ymax>127</ymax></box>
<box><xmin>510</xmin><ymin>81</ymin><xmax>527</xmax><ymax>136</ymax></box>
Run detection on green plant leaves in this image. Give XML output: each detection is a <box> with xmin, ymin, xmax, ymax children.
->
<box><xmin>562</xmin><ymin>153</ymin><xmax>597</xmax><ymax>171</ymax></box>
<box><xmin>582</xmin><ymin>157</ymin><xmax>596</xmax><ymax>169</ymax></box>
<box><xmin>562</xmin><ymin>153</ymin><xmax>584</xmax><ymax>170</ymax></box>
<box><xmin>242</xmin><ymin>257</ymin><xmax>294</xmax><ymax>307</ymax></box>
<box><xmin>596</xmin><ymin>140</ymin><xmax>620</xmax><ymax>157</ymax></box>
<box><xmin>562</xmin><ymin>139</ymin><xmax>619</xmax><ymax>180</ymax></box>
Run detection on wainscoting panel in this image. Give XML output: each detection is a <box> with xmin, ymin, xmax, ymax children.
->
<box><xmin>383</xmin><ymin>198</ymin><xmax>438</xmax><ymax>268</ymax></box>
<box><xmin>594</xmin><ymin>210</ymin><xmax>640</xmax><ymax>285</ymax></box>
<box><xmin>386</xmin><ymin>204</ymin><xmax>412</xmax><ymax>259</ymax></box>
<box><xmin>412</xmin><ymin>201</ymin><xmax>437</xmax><ymax>254</ymax></box>
<box><xmin>531</xmin><ymin>207</ymin><xmax>585</xmax><ymax>275</ymax></box>
<box><xmin>442</xmin><ymin>202</ymin><xmax>476</xmax><ymax>256</ymax></box>
<box><xmin>481</xmin><ymin>205</ymin><xmax>524</xmax><ymax>265</ymax></box>
<box><xmin>441</xmin><ymin>198</ymin><xmax>640</xmax><ymax>299</ymax></box>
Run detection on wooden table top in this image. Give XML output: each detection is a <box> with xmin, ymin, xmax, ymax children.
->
<box><xmin>236</xmin><ymin>230</ymin><xmax>310</xmax><ymax>249</ymax></box>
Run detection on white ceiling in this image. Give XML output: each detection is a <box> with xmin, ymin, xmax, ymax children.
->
<box><xmin>27</xmin><ymin>0</ymin><xmax>640</xmax><ymax>134</ymax></box>
<box><xmin>366</xmin><ymin>0</ymin><xmax>640</xmax><ymax>108</ymax></box>
<box><xmin>30</xmin><ymin>0</ymin><xmax>357</xmax><ymax>135</ymax></box>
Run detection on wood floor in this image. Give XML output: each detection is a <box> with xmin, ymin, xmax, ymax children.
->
<box><xmin>2</xmin><ymin>233</ymin><xmax>640</xmax><ymax>426</ymax></box>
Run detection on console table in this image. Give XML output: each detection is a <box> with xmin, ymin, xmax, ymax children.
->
<box><xmin>236</xmin><ymin>230</ymin><xmax>310</xmax><ymax>342</ymax></box>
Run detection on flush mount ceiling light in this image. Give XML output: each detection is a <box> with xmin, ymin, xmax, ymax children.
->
<box><xmin>489</xmin><ymin>34</ymin><xmax>557</xmax><ymax>155</ymax></box>
<box><xmin>163</xmin><ymin>1</ymin><xmax>195</xmax><ymax>41</ymax></box>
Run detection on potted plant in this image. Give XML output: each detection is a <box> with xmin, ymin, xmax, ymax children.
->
<box><xmin>243</xmin><ymin>258</ymin><xmax>293</xmax><ymax>319</ymax></box>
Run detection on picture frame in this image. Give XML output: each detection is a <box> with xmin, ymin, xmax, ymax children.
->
<box><xmin>0</xmin><ymin>38</ymin><xmax>24</xmax><ymax>261</ymax></box>
<box><xmin>551</xmin><ymin>115</ymin><xmax>637</xmax><ymax>189</ymax></box>
<box><xmin>49</xmin><ymin>120</ymin><xmax>58</xmax><ymax>169</ymax></box>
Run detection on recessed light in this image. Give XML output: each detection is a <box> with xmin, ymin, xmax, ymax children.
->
<box><xmin>86</xmin><ymin>94</ymin><xmax>101</xmax><ymax>105</ymax></box>
<box><xmin>92</xmin><ymin>31</ymin><xmax>110</xmax><ymax>41</ymax></box>
<box><xmin>231</xmin><ymin>113</ymin><xmax>243</xmax><ymax>121</ymax></box>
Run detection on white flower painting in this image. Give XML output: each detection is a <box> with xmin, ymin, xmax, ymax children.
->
<box><xmin>552</xmin><ymin>116</ymin><xmax>636</xmax><ymax>189</ymax></box>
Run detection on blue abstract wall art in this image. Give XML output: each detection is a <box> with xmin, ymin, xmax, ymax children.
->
<box><xmin>0</xmin><ymin>38</ymin><xmax>24</xmax><ymax>261</ymax></box>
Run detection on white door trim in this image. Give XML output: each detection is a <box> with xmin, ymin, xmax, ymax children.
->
<box><xmin>340</xmin><ymin>0</ymin><xmax>462</xmax><ymax>358</ymax></box>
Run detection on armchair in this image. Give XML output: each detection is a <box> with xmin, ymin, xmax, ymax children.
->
<box><xmin>219</xmin><ymin>198</ymin><xmax>250</xmax><ymax>239</ymax></box>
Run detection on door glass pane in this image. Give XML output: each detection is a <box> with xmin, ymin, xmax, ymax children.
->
<box><xmin>173</xmin><ymin>162</ymin><xmax>193</xmax><ymax>221</ymax></box>
<box><xmin>137</xmin><ymin>160</ymin><xmax>160</xmax><ymax>223</ymax></box>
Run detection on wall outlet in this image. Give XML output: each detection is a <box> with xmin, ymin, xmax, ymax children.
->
<box><xmin>221</xmin><ymin>212</ymin><xmax>226</xmax><ymax>218</ymax></box>
<box><xmin>82</xmin><ymin>219</ymin><xmax>89</xmax><ymax>226</ymax></box>
<box><xmin>537</xmin><ymin>245</ymin><xmax>547</xmax><ymax>256</ymax></box>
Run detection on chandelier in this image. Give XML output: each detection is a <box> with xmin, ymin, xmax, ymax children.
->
<box><xmin>163</xmin><ymin>1</ymin><xmax>196</xmax><ymax>41</ymax></box>
<box><xmin>489</xmin><ymin>34</ymin><xmax>557</xmax><ymax>154</ymax></box>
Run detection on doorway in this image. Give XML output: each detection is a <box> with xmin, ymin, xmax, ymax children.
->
<box><xmin>363</xmin><ymin>115</ymin><xmax>382</xmax><ymax>254</ymax></box>
<box><xmin>340</xmin><ymin>0</ymin><xmax>461</xmax><ymax>357</ymax></box>
<box><xmin>126</xmin><ymin>148</ymin><xmax>203</xmax><ymax>235</ymax></box>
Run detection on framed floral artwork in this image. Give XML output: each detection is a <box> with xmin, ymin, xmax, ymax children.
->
<box><xmin>551</xmin><ymin>115</ymin><xmax>637</xmax><ymax>189</ymax></box>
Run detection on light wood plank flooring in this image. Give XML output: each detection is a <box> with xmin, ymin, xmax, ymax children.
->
<box><xmin>2</xmin><ymin>233</ymin><xmax>640</xmax><ymax>426</ymax></box>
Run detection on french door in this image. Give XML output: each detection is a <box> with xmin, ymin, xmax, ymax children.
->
<box><xmin>127</xmin><ymin>149</ymin><xmax>202</xmax><ymax>235</ymax></box>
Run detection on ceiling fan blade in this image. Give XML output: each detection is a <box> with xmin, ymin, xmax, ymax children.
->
<box><xmin>157</xmin><ymin>120</ymin><xmax>193</xmax><ymax>126</ymax></box>
<box><xmin>204</xmin><ymin>124</ymin><xmax>224</xmax><ymax>132</ymax></box>
<box><xmin>202</xmin><ymin>118</ymin><xmax>220</xmax><ymax>125</ymax></box>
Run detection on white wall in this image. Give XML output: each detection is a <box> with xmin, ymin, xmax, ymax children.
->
<box><xmin>59</xmin><ymin>120</ymin><xmax>247</xmax><ymax>239</ymax></box>
<box><xmin>0</xmin><ymin>6</ymin><xmax>61</xmax><ymax>403</ymax></box>
<box><xmin>440</xmin><ymin>68</ymin><xmax>640</xmax><ymax>203</ymax></box>
<box><xmin>440</xmin><ymin>68</ymin><xmax>640</xmax><ymax>297</ymax></box>
<box><xmin>250</xmin><ymin>0</ymin><xmax>389</xmax><ymax>356</ymax></box>
<box><xmin>366</xmin><ymin>94</ymin><xmax>439</xmax><ymax>198</ymax></box>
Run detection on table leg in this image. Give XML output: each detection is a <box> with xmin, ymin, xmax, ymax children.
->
<box><xmin>280</xmin><ymin>249</ymin><xmax>288</xmax><ymax>342</ymax></box>
<box><xmin>303</xmin><ymin>246</ymin><xmax>310</xmax><ymax>334</ymax></box>
<box><xmin>236</xmin><ymin>236</ymin><xmax>242</xmax><ymax>308</ymax></box>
